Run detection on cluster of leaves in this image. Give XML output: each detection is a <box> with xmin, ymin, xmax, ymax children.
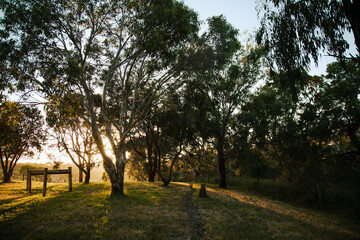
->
<box><xmin>230</xmin><ymin>59</ymin><xmax>360</xmax><ymax>209</ymax></box>
<box><xmin>0</xmin><ymin>101</ymin><xmax>46</xmax><ymax>182</ymax></box>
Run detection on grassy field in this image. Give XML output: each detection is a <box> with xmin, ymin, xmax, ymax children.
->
<box><xmin>196</xmin><ymin>176</ymin><xmax>360</xmax><ymax>214</ymax></box>
<box><xmin>1</xmin><ymin>181</ymin><xmax>359</xmax><ymax>240</ymax></box>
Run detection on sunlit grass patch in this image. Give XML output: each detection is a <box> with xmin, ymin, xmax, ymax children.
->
<box><xmin>0</xmin><ymin>181</ymin><xmax>190</xmax><ymax>240</ymax></box>
<box><xmin>194</xmin><ymin>185</ymin><xmax>360</xmax><ymax>240</ymax></box>
<box><xmin>0</xmin><ymin>181</ymin><xmax>77</xmax><ymax>222</ymax></box>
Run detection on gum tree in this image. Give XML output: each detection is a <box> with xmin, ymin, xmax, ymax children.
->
<box><xmin>54</xmin><ymin>118</ymin><xmax>98</xmax><ymax>183</ymax></box>
<box><xmin>1</xmin><ymin>0</ymin><xmax>199</xmax><ymax>195</ymax></box>
<box><xmin>0</xmin><ymin>101</ymin><xmax>46</xmax><ymax>183</ymax></box>
<box><xmin>256</xmin><ymin>0</ymin><xmax>360</xmax><ymax>98</ymax></box>
<box><xmin>193</xmin><ymin>16</ymin><xmax>264</xmax><ymax>188</ymax></box>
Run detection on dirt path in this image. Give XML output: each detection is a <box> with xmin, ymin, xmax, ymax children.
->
<box><xmin>184</xmin><ymin>187</ymin><xmax>204</xmax><ymax>240</ymax></box>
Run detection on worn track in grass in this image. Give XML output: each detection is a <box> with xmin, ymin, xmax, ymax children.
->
<box><xmin>184</xmin><ymin>186</ymin><xmax>204</xmax><ymax>240</ymax></box>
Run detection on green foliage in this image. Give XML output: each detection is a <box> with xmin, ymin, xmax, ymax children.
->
<box><xmin>256</xmin><ymin>0</ymin><xmax>360</xmax><ymax>100</ymax></box>
<box><xmin>0</xmin><ymin>101</ymin><xmax>46</xmax><ymax>182</ymax></box>
<box><xmin>205</xmin><ymin>15</ymin><xmax>240</xmax><ymax>69</ymax></box>
<box><xmin>227</xmin><ymin>59</ymin><xmax>360</xmax><ymax>214</ymax></box>
<box><xmin>1</xmin><ymin>0</ymin><xmax>201</xmax><ymax>194</ymax></box>
<box><xmin>52</xmin><ymin>160</ymin><xmax>62</xmax><ymax>170</ymax></box>
<box><xmin>315</xmin><ymin>60</ymin><xmax>360</xmax><ymax>148</ymax></box>
<box><xmin>188</xmin><ymin>16</ymin><xmax>265</xmax><ymax>188</ymax></box>
<box><xmin>257</xmin><ymin>0</ymin><xmax>353</xmax><ymax>72</ymax></box>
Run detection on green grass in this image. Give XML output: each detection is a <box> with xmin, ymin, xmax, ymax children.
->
<box><xmin>1</xmin><ymin>181</ymin><xmax>359</xmax><ymax>239</ymax></box>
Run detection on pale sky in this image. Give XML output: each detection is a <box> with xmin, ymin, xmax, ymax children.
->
<box><xmin>182</xmin><ymin>0</ymin><xmax>356</xmax><ymax>76</ymax></box>
<box><xmin>183</xmin><ymin>0</ymin><xmax>259</xmax><ymax>33</ymax></box>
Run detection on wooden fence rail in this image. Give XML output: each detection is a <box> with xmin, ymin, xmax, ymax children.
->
<box><xmin>26</xmin><ymin>167</ymin><xmax>72</xmax><ymax>196</ymax></box>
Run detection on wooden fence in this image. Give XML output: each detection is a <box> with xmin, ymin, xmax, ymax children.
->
<box><xmin>26</xmin><ymin>167</ymin><xmax>72</xmax><ymax>196</ymax></box>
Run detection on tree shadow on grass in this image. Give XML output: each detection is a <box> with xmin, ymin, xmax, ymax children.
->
<box><xmin>199</xmin><ymin>187</ymin><xmax>360</xmax><ymax>240</ymax></box>
<box><xmin>0</xmin><ymin>182</ymin><xmax>192</xmax><ymax>240</ymax></box>
<box><xmin>99</xmin><ymin>182</ymin><xmax>190</xmax><ymax>240</ymax></box>
<box><xmin>0</xmin><ymin>182</ymin><xmax>112</xmax><ymax>240</ymax></box>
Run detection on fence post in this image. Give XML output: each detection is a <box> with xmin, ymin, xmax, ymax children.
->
<box><xmin>43</xmin><ymin>168</ymin><xmax>48</xmax><ymax>197</ymax></box>
<box><xmin>199</xmin><ymin>184</ymin><xmax>207</xmax><ymax>198</ymax></box>
<box><xmin>26</xmin><ymin>168</ymin><xmax>30</xmax><ymax>191</ymax></box>
<box><xmin>68</xmin><ymin>167</ymin><xmax>72</xmax><ymax>192</ymax></box>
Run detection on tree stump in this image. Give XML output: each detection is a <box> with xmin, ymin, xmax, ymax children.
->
<box><xmin>198</xmin><ymin>184</ymin><xmax>207</xmax><ymax>198</ymax></box>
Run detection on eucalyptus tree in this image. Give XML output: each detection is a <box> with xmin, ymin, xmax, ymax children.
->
<box><xmin>0</xmin><ymin>101</ymin><xmax>46</xmax><ymax>183</ymax></box>
<box><xmin>236</xmin><ymin>81</ymin><xmax>320</xmax><ymax>182</ymax></box>
<box><xmin>127</xmin><ymin>115</ymin><xmax>157</xmax><ymax>182</ymax></box>
<box><xmin>311</xmin><ymin>62</ymin><xmax>360</xmax><ymax>200</ymax></box>
<box><xmin>314</xmin><ymin>60</ymin><xmax>360</xmax><ymax>156</ymax></box>
<box><xmin>193</xmin><ymin>16</ymin><xmax>264</xmax><ymax>188</ymax></box>
<box><xmin>139</xmin><ymin>90</ymin><xmax>191</xmax><ymax>186</ymax></box>
<box><xmin>256</xmin><ymin>0</ymin><xmax>360</xmax><ymax>99</ymax></box>
<box><xmin>234</xmin><ymin>84</ymin><xmax>293</xmax><ymax>175</ymax></box>
<box><xmin>1</xmin><ymin>0</ymin><xmax>199</xmax><ymax>195</ymax></box>
<box><xmin>46</xmin><ymin>93</ymin><xmax>99</xmax><ymax>183</ymax></box>
<box><xmin>257</xmin><ymin>0</ymin><xmax>360</xmax><ymax>67</ymax></box>
<box><xmin>54</xmin><ymin>118</ymin><xmax>98</xmax><ymax>183</ymax></box>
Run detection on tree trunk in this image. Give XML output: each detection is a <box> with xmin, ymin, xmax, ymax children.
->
<box><xmin>149</xmin><ymin>170</ymin><xmax>155</xmax><ymax>182</ymax></box>
<box><xmin>84</xmin><ymin>170</ymin><xmax>90</xmax><ymax>184</ymax></box>
<box><xmin>157</xmin><ymin>153</ymin><xmax>179</xmax><ymax>186</ymax></box>
<box><xmin>1</xmin><ymin>159</ymin><xmax>12</xmax><ymax>183</ymax></box>
<box><xmin>156</xmin><ymin>155</ymin><xmax>170</xmax><ymax>186</ymax></box>
<box><xmin>111</xmin><ymin>174</ymin><xmax>124</xmax><ymax>195</ymax></box>
<box><xmin>217</xmin><ymin>137</ymin><xmax>227</xmax><ymax>189</ymax></box>
<box><xmin>146</xmin><ymin>129</ymin><xmax>156</xmax><ymax>182</ymax></box>
<box><xmin>91</xmin><ymin>120</ymin><xmax>125</xmax><ymax>196</ymax></box>
<box><xmin>2</xmin><ymin>171</ymin><xmax>11</xmax><ymax>183</ymax></box>
<box><xmin>79</xmin><ymin>168</ymin><xmax>83</xmax><ymax>183</ymax></box>
<box><xmin>199</xmin><ymin>184</ymin><xmax>207</xmax><ymax>198</ymax></box>
<box><xmin>157</xmin><ymin>164</ymin><xmax>170</xmax><ymax>186</ymax></box>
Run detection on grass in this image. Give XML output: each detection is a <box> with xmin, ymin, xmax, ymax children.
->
<box><xmin>1</xmin><ymin>181</ymin><xmax>360</xmax><ymax>239</ymax></box>
<box><xmin>196</xmin><ymin>176</ymin><xmax>360</xmax><ymax>215</ymax></box>
<box><xmin>191</xmin><ymin>184</ymin><xmax>360</xmax><ymax>240</ymax></box>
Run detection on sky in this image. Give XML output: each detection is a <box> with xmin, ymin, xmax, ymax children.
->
<box><xmin>182</xmin><ymin>0</ymin><xmax>356</xmax><ymax>76</ymax></box>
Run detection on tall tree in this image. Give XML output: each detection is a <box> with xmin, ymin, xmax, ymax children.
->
<box><xmin>46</xmin><ymin>93</ymin><xmax>99</xmax><ymax>183</ymax></box>
<box><xmin>1</xmin><ymin>0</ymin><xmax>199</xmax><ymax>195</ymax></box>
<box><xmin>314</xmin><ymin>60</ymin><xmax>360</xmax><ymax>155</ymax></box>
<box><xmin>0</xmin><ymin>101</ymin><xmax>46</xmax><ymax>183</ymax></box>
<box><xmin>127</xmin><ymin>107</ymin><xmax>158</xmax><ymax>183</ymax></box>
<box><xmin>257</xmin><ymin>0</ymin><xmax>359</xmax><ymax>69</ymax></box>
<box><xmin>256</xmin><ymin>0</ymin><xmax>360</xmax><ymax>99</ymax></box>
<box><xmin>54</xmin><ymin>118</ymin><xmax>98</xmax><ymax>183</ymax></box>
<box><xmin>194</xmin><ymin>16</ymin><xmax>264</xmax><ymax>188</ymax></box>
<box><xmin>151</xmin><ymin>90</ymin><xmax>190</xmax><ymax>186</ymax></box>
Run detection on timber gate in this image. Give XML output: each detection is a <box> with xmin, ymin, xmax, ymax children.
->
<box><xmin>26</xmin><ymin>167</ymin><xmax>72</xmax><ymax>196</ymax></box>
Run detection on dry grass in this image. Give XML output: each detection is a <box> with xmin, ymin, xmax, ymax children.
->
<box><xmin>188</xmin><ymin>183</ymin><xmax>360</xmax><ymax>240</ymax></box>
